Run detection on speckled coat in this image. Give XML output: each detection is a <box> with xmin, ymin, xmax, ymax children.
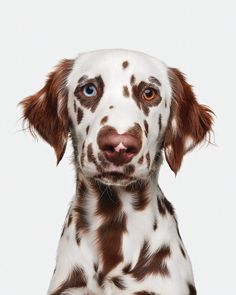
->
<box><xmin>21</xmin><ymin>49</ymin><xmax>213</xmax><ymax>295</ymax></box>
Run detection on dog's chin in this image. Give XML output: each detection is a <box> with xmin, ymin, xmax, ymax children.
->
<box><xmin>94</xmin><ymin>171</ymin><xmax>137</xmax><ymax>187</ymax></box>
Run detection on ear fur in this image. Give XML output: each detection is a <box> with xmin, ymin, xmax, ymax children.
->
<box><xmin>164</xmin><ymin>68</ymin><xmax>214</xmax><ymax>174</ymax></box>
<box><xmin>20</xmin><ymin>59</ymin><xmax>74</xmax><ymax>164</ymax></box>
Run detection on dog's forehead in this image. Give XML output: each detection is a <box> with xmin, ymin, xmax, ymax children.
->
<box><xmin>70</xmin><ymin>49</ymin><xmax>168</xmax><ymax>84</ymax></box>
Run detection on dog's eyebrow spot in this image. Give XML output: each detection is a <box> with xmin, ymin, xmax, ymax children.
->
<box><xmin>100</xmin><ymin>116</ymin><xmax>108</xmax><ymax>125</ymax></box>
<box><xmin>149</xmin><ymin>76</ymin><xmax>161</xmax><ymax>86</ymax></box>
<box><xmin>123</xmin><ymin>86</ymin><xmax>130</xmax><ymax>97</ymax></box>
<box><xmin>109</xmin><ymin>105</ymin><xmax>114</xmax><ymax>109</ymax></box>
<box><xmin>78</xmin><ymin>75</ymin><xmax>89</xmax><ymax>84</ymax></box>
<box><xmin>130</xmin><ymin>75</ymin><xmax>136</xmax><ymax>85</ymax></box>
<box><xmin>122</xmin><ymin>61</ymin><xmax>129</xmax><ymax>69</ymax></box>
<box><xmin>77</xmin><ymin>107</ymin><xmax>84</xmax><ymax>124</ymax></box>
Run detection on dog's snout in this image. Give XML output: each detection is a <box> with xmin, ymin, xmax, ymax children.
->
<box><xmin>97</xmin><ymin>126</ymin><xmax>142</xmax><ymax>166</ymax></box>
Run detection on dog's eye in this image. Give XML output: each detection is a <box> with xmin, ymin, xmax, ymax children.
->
<box><xmin>142</xmin><ymin>87</ymin><xmax>158</xmax><ymax>101</ymax></box>
<box><xmin>82</xmin><ymin>83</ymin><xmax>97</xmax><ymax>97</ymax></box>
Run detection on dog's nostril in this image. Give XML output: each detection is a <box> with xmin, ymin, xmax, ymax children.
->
<box><xmin>104</xmin><ymin>145</ymin><xmax>115</xmax><ymax>152</ymax></box>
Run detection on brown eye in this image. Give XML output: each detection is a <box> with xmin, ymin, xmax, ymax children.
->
<box><xmin>143</xmin><ymin>87</ymin><xmax>158</xmax><ymax>101</ymax></box>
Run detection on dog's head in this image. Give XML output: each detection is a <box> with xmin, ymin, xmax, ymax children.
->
<box><xmin>20</xmin><ymin>50</ymin><xmax>213</xmax><ymax>185</ymax></box>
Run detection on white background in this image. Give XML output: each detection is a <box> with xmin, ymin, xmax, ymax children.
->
<box><xmin>0</xmin><ymin>1</ymin><xmax>235</xmax><ymax>294</ymax></box>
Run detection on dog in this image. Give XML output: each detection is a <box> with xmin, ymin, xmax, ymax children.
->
<box><xmin>20</xmin><ymin>49</ymin><xmax>213</xmax><ymax>295</ymax></box>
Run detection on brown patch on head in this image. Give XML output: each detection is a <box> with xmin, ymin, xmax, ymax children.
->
<box><xmin>144</xmin><ymin>120</ymin><xmax>149</xmax><ymax>136</ymax></box>
<box><xmin>164</xmin><ymin>68</ymin><xmax>214</xmax><ymax>174</ymax></box>
<box><xmin>50</xmin><ymin>266</ymin><xmax>87</xmax><ymax>295</ymax></box>
<box><xmin>20</xmin><ymin>59</ymin><xmax>74</xmax><ymax>164</ymax></box>
<box><xmin>123</xmin><ymin>86</ymin><xmax>130</xmax><ymax>97</ymax></box>
<box><xmin>188</xmin><ymin>283</ymin><xmax>197</xmax><ymax>295</ymax></box>
<box><xmin>97</xmin><ymin>271</ymin><xmax>105</xmax><ymax>288</ymax></box>
<box><xmin>122</xmin><ymin>60</ymin><xmax>129</xmax><ymax>69</ymax></box>
<box><xmin>132</xmin><ymin>181</ymin><xmax>150</xmax><ymax>211</ymax></box>
<box><xmin>130</xmin><ymin>75</ymin><xmax>136</xmax><ymax>85</ymax></box>
<box><xmin>74</xmin><ymin>75</ymin><xmax>104</xmax><ymax>113</ymax></box>
<box><xmin>77</xmin><ymin>107</ymin><xmax>83</xmax><ymax>124</ymax></box>
<box><xmin>109</xmin><ymin>105</ymin><xmax>114</xmax><ymax>109</ymax></box>
<box><xmin>146</xmin><ymin>152</ymin><xmax>150</xmax><ymax>168</ymax></box>
<box><xmin>129</xmin><ymin>241</ymin><xmax>171</xmax><ymax>280</ymax></box>
<box><xmin>122</xmin><ymin>263</ymin><xmax>132</xmax><ymax>274</ymax></box>
<box><xmin>110</xmin><ymin>276</ymin><xmax>126</xmax><ymax>290</ymax></box>
<box><xmin>100</xmin><ymin>115</ymin><xmax>108</xmax><ymax>125</ymax></box>
<box><xmin>132</xmin><ymin>81</ymin><xmax>162</xmax><ymax>116</ymax></box>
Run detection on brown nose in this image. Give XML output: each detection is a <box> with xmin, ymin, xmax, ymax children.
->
<box><xmin>97</xmin><ymin>127</ymin><xmax>141</xmax><ymax>166</ymax></box>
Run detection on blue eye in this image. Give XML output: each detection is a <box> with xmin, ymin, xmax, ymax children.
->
<box><xmin>82</xmin><ymin>83</ymin><xmax>97</xmax><ymax>97</ymax></box>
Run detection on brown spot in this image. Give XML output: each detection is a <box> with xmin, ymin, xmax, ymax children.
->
<box><xmin>188</xmin><ymin>283</ymin><xmax>197</xmax><ymax>295</ymax></box>
<box><xmin>179</xmin><ymin>244</ymin><xmax>186</xmax><ymax>258</ymax></box>
<box><xmin>97</xmin><ymin>272</ymin><xmax>105</xmax><ymax>288</ymax></box>
<box><xmin>92</xmin><ymin>182</ymin><xmax>127</xmax><ymax>274</ymax></box>
<box><xmin>132</xmin><ymin>181</ymin><xmax>150</xmax><ymax>211</ymax></box>
<box><xmin>73</xmin><ymin>99</ymin><xmax>77</xmax><ymax>112</ymax></box>
<box><xmin>77</xmin><ymin>107</ymin><xmax>83</xmax><ymax>124</ymax></box>
<box><xmin>98</xmin><ymin>152</ymin><xmax>110</xmax><ymax>168</ymax></box>
<box><xmin>130</xmin><ymin>241</ymin><xmax>171</xmax><ymax>280</ymax></box>
<box><xmin>122</xmin><ymin>60</ymin><xmax>129</xmax><ymax>69</ymax></box>
<box><xmin>97</xmin><ymin>213</ymin><xmax>127</xmax><ymax>274</ymax></box>
<box><xmin>50</xmin><ymin>266</ymin><xmax>87</xmax><ymax>295</ymax></box>
<box><xmin>122</xmin><ymin>263</ymin><xmax>132</xmax><ymax>274</ymax></box>
<box><xmin>123</xmin><ymin>164</ymin><xmax>135</xmax><ymax>175</ymax></box>
<box><xmin>100</xmin><ymin>115</ymin><xmax>108</xmax><ymax>125</ymax></box>
<box><xmin>74</xmin><ymin>75</ymin><xmax>104</xmax><ymax>113</ymax></box>
<box><xmin>164</xmin><ymin>100</ymin><xmax>167</xmax><ymax>108</ymax></box>
<box><xmin>158</xmin><ymin>114</ymin><xmax>162</xmax><ymax>131</ymax></box>
<box><xmin>94</xmin><ymin>262</ymin><xmax>98</xmax><ymax>272</ymax></box>
<box><xmin>146</xmin><ymin>152</ymin><xmax>150</xmax><ymax>168</ymax></box>
<box><xmin>87</xmin><ymin>143</ymin><xmax>102</xmax><ymax>172</ymax></box>
<box><xmin>73</xmin><ymin>181</ymin><xmax>90</xmax><ymax>243</ymax></box>
<box><xmin>163</xmin><ymin>197</ymin><xmax>175</xmax><ymax>215</ymax></box>
<box><xmin>144</xmin><ymin>120</ymin><xmax>149</xmax><ymax>136</ymax></box>
<box><xmin>111</xmin><ymin>276</ymin><xmax>126</xmax><ymax>289</ymax></box>
<box><xmin>153</xmin><ymin>219</ymin><xmax>157</xmax><ymax>231</ymax></box>
<box><xmin>80</xmin><ymin>142</ymin><xmax>85</xmax><ymax>167</ymax></box>
<box><xmin>157</xmin><ymin>198</ymin><xmax>166</xmax><ymax>215</ymax></box>
<box><xmin>86</xmin><ymin>125</ymin><xmax>90</xmax><ymax>135</ymax></box>
<box><xmin>123</xmin><ymin>86</ymin><xmax>130</xmax><ymax>97</ymax></box>
<box><xmin>130</xmin><ymin>75</ymin><xmax>136</xmax><ymax>85</ymax></box>
<box><xmin>138</xmin><ymin>155</ymin><xmax>144</xmax><ymax>164</ymax></box>
<box><xmin>109</xmin><ymin>105</ymin><xmax>114</xmax><ymax>109</ymax></box>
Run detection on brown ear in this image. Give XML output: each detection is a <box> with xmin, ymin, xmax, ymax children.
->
<box><xmin>20</xmin><ymin>59</ymin><xmax>74</xmax><ymax>164</ymax></box>
<box><xmin>164</xmin><ymin>68</ymin><xmax>214</xmax><ymax>174</ymax></box>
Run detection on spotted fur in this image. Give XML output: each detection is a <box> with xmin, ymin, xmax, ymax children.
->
<box><xmin>20</xmin><ymin>49</ymin><xmax>214</xmax><ymax>295</ymax></box>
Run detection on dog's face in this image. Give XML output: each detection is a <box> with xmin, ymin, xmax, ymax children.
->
<box><xmin>21</xmin><ymin>50</ymin><xmax>213</xmax><ymax>186</ymax></box>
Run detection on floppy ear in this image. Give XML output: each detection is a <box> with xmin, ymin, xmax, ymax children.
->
<box><xmin>164</xmin><ymin>68</ymin><xmax>214</xmax><ymax>174</ymax></box>
<box><xmin>20</xmin><ymin>59</ymin><xmax>74</xmax><ymax>164</ymax></box>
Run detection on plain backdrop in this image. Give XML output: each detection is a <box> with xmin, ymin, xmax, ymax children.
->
<box><xmin>0</xmin><ymin>0</ymin><xmax>235</xmax><ymax>294</ymax></box>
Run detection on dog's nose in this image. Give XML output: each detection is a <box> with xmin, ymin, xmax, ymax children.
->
<box><xmin>98</xmin><ymin>129</ymin><xmax>141</xmax><ymax>166</ymax></box>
